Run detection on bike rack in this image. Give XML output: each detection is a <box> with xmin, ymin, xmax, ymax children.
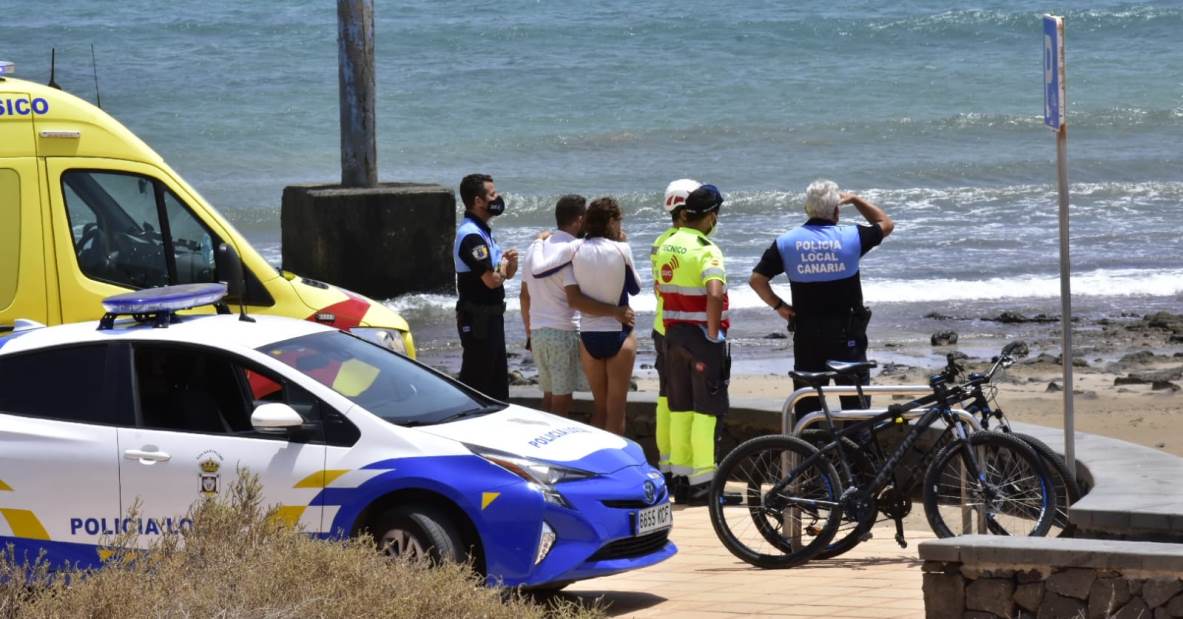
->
<box><xmin>774</xmin><ymin>385</ymin><xmax>988</xmax><ymax>542</ymax></box>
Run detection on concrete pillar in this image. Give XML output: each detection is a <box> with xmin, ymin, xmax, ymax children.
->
<box><xmin>281</xmin><ymin>183</ymin><xmax>455</xmax><ymax>298</ymax></box>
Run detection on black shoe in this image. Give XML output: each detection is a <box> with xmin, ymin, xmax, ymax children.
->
<box><xmin>682</xmin><ymin>483</ymin><xmax>711</xmax><ymax>507</ymax></box>
<box><xmin>673</xmin><ymin>476</ymin><xmax>689</xmax><ymax>504</ymax></box>
<box><xmin>662</xmin><ymin>472</ymin><xmax>673</xmax><ymax>495</ymax></box>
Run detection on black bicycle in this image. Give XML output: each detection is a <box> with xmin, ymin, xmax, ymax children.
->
<box><xmin>708</xmin><ymin>353</ymin><xmax>1058</xmax><ymax>569</ymax></box>
<box><xmin>940</xmin><ymin>342</ymin><xmax>1083</xmax><ymax>536</ymax></box>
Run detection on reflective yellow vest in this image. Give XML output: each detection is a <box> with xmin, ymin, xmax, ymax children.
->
<box><xmin>650</xmin><ymin>226</ymin><xmax>678</xmax><ymax>336</ymax></box>
<box><xmin>654</xmin><ymin>228</ymin><xmax>730</xmax><ymax>331</ymax></box>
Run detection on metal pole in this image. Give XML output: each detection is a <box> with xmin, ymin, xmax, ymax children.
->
<box><xmin>338</xmin><ymin>0</ymin><xmax>377</xmax><ymax>188</ymax></box>
<box><xmin>1057</xmin><ymin>124</ymin><xmax>1076</xmax><ymax>479</ymax></box>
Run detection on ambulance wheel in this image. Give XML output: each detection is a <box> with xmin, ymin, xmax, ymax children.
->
<box><xmin>373</xmin><ymin>505</ymin><xmax>465</xmax><ymax>564</ymax></box>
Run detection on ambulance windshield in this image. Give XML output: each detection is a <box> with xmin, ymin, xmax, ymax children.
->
<box><xmin>260</xmin><ymin>331</ymin><xmax>502</xmax><ymax>426</ymax></box>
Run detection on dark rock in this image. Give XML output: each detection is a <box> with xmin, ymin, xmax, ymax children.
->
<box><xmin>923</xmin><ymin>573</ymin><xmax>965</xmax><ymax>617</ymax></box>
<box><xmin>1143</xmin><ymin>580</ymin><xmax>1183</xmax><ymax>608</ymax></box>
<box><xmin>949</xmin><ymin>351</ymin><xmax>970</xmax><ymax>361</ymax></box>
<box><xmin>1017</xmin><ymin>570</ymin><xmax>1045</xmax><ymax>584</ymax></box>
<box><xmin>1114</xmin><ymin>597</ymin><xmax>1150</xmax><ymax>619</ymax></box>
<box><xmin>1075</xmin><ymin>390</ymin><xmax>1099</xmax><ymax>399</ymax></box>
<box><xmin>1116</xmin><ymin>376</ymin><xmax>1145</xmax><ymax>386</ymax></box>
<box><xmin>629</xmin><ymin>379</ymin><xmax>638</xmax><ymax>392</ymax></box>
<box><xmin>763</xmin><ymin>332</ymin><xmax>788</xmax><ymax>339</ymax></box>
<box><xmin>1120</xmin><ymin>350</ymin><xmax>1159</xmax><ymax>366</ymax></box>
<box><xmin>925</xmin><ymin>311</ymin><xmax>953</xmax><ymax>320</ymax></box>
<box><xmin>1039</xmin><ymin>591</ymin><xmax>1087</xmax><ymax>619</ymax></box>
<box><xmin>1145</xmin><ymin>311</ymin><xmax>1183</xmax><ymax>331</ymax></box>
<box><xmin>1089</xmin><ymin>578</ymin><xmax>1132</xmax><ymax>619</ymax></box>
<box><xmin>932</xmin><ymin>330</ymin><xmax>959</xmax><ymax>346</ymax></box>
<box><xmin>985</xmin><ymin>311</ymin><xmax>1060</xmax><ymax>324</ymax></box>
<box><xmin>1131</xmin><ymin>581</ymin><xmax>1144</xmax><ymax>596</ymax></box>
<box><xmin>1046</xmin><ymin>382</ymin><xmax>1062</xmax><ymax>393</ymax></box>
<box><xmin>506</xmin><ymin>352</ymin><xmax>520</xmax><ymax>359</ymax></box>
<box><xmin>1046</xmin><ymin>568</ymin><xmax>1097</xmax><ymax>600</ymax></box>
<box><xmin>962</xmin><ymin>612</ymin><xmax>997</xmax><ymax>619</ymax></box>
<box><xmin>1015</xmin><ymin>582</ymin><xmax>1044</xmax><ymax>612</ymax></box>
<box><xmin>1118</xmin><ymin>369</ymin><xmax>1183</xmax><ymax>385</ymax></box>
<box><xmin>967</xmin><ymin>578</ymin><xmax>1014</xmax><ymax>617</ymax></box>
<box><xmin>508</xmin><ymin>370</ymin><xmax>536</xmax><ymax>386</ymax></box>
<box><xmin>1152</xmin><ymin>381</ymin><xmax>1181</xmax><ymax>392</ymax></box>
<box><xmin>1164</xmin><ymin>592</ymin><xmax>1183</xmax><ymax>616</ymax></box>
<box><xmin>1054</xmin><ymin>354</ymin><xmax>1090</xmax><ymax>368</ymax></box>
<box><xmin>1025</xmin><ymin>353</ymin><xmax>1060</xmax><ymax>365</ymax></box>
<box><xmin>639</xmin><ymin>363</ymin><xmax>653</xmax><ymax>370</ymax></box>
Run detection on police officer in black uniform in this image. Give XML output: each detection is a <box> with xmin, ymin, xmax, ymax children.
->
<box><xmin>454</xmin><ymin>173</ymin><xmax>518</xmax><ymax>400</ymax></box>
<box><xmin>749</xmin><ymin>179</ymin><xmax>894</xmax><ymax>415</ymax></box>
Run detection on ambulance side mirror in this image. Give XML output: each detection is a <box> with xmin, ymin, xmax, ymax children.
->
<box><xmin>215</xmin><ymin>243</ymin><xmax>245</xmax><ymax>303</ymax></box>
<box><xmin>251</xmin><ymin>403</ymin><xmax>305</xmax><ymax>433</ymax></box>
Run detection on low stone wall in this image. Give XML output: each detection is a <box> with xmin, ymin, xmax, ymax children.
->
<box><xmin>920</xmin><ymin>535</ymin><xmax>1183</xmax><ymax>618</ymax></box>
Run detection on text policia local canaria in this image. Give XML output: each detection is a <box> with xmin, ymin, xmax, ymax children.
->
<box><xmin>795</xmin><ymin>239</ymin><xmax>848</xmax><ymax>275</ymax></box>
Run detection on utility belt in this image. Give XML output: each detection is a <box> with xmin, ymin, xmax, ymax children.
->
<box><xmin>789</xmin><ymin>306</ymin><xmax>872</xmax><ymax>339</ymax></box>
<box><xmin>457</xmin><ymin>300</ymin><xmax>506</xmax><ymax>340</ymax></box>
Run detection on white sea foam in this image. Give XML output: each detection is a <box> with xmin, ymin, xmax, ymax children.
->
<box><xmin>383</xmin><ymin>268</ymin><xmax>1183</xmax><ymax>315</ymax></box>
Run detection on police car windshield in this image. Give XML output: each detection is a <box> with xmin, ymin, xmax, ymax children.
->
<box><xmin>259</xmin><ymin>331</ymin><xmax>499</xmax><ymax>426</ymax></box>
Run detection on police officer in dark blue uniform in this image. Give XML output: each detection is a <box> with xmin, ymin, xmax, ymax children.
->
<box><xmin>749</xmin><ymin>179</ymin><xmax>894</xmax><ymax>415</ymax></box>
<box><xmin>455</xmin><ymin>174</ymin><xmax>518</xmax><ymax>400</ymax></box>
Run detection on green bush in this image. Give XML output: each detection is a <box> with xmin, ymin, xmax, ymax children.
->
<box><xmin>0</xmin><ymin>472</ymin><xmax>602</xmax><ymax>619</ymax></box>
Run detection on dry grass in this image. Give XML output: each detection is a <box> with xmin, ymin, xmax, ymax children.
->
<box><xmin>0</xmin><ymin>472</ymin><xmax>603</xmax><ymax>619</ymax></box>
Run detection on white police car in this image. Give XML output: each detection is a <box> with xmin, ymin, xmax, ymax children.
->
<box><xmin>0</xmin><ymin>284</ymin><xmax>674</xmax><ymax>588</ymax></box>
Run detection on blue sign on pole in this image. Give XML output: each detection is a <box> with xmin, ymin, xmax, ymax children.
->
<box><xmin>1044</xmin><ymin>15</ymin><xmax>1065</xmax><ymax>129</ymax></box>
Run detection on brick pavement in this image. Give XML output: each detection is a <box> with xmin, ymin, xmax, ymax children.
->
<box><xmin>560</xmin><ymin>504</ymin><xmax>932</xmax><ymax>618</ymax></box>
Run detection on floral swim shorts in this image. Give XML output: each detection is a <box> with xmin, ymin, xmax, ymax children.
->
<box><xmin>531</xmin><ymin>328</ymin><xmax>586</xmax><ymax>395</ymax></box>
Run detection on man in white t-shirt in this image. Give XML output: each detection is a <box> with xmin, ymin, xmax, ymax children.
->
<box><xmin>520</xmin><ymin>195</ymin><xmax>587</xmax><ymax>415</ymax></box>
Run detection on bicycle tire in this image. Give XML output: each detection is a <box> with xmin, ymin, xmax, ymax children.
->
<box><xmin>1007</xmin><ymin>432</ymin><xmax>1082</xmax><ymax>536</ymax></box>
<box><xmin>923</xmin><ymin>431</ymin><xmax>1057</xmax><ymax>538</ymax></box>
<box><xmin>799</xmin><ymin>429</ymin><xmax>878</xmax><ymax>560</ymax></box>
<box><xmin>708</xmin><ymin>434</ymin><xmax>843</xmax><ymax>569</ymax></box>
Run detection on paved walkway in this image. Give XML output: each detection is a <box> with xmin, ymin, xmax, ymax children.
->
<box><xmin>560</xmin><ymin>504</ymin><xmax>932</xmax><ymax>618</ymax></box>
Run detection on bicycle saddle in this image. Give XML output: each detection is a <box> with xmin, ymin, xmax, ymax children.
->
<box><xmin>788</xmin><ymin>370</ymin><xmax>835</xmax><ymax>387</ymax></box>
<box><xmin>826</xmin><ymin>360</ymin><xmax>877</xmax><ymax>374</ymax></box>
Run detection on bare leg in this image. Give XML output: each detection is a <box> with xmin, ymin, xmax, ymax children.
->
<box><xmin>603</xmin><ymin>333</ymin><xmax>637</xmax><ymax>436</ymax></box>
<box><xmin>580</xmin><ymin>343</ymin><xmax>609</xmax><ymax>429</ymax></box>
<box><xmin>550</xmin><ymin>393</ymin><xmax>573</xmax><ymax>417</ymax></box>
<box><xmin>541</xmin><ymin>392</ymin><xmax>553</xmax><ymax>412</ymax></box>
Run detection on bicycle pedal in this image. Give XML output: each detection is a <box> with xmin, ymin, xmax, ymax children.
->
<box><xmin>895</xmin><ymin>534</ymin><xmax>907</xmax><ymax>549</ymax></box>
<box><xmin>805</xmin><ymin>525</ymin><xmax>822</xmax><ymax>537</ymax></box>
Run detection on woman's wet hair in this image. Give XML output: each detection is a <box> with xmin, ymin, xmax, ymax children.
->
<box><xmin>582</xmin><ymin>197</ymin><xmax>623</xmax><ymax>240</ymax></box>
<box><xmin>804</xmin><ymin>179</ymin><xmax>841</xmax><ymax>220</ymax></box>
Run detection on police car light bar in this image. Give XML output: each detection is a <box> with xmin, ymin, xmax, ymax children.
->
<box><xmin>99</xmin><ymin>283</ymin><xmax>229</xmax><ymax>330</ymax></box>
<box><xmin>0</xmin><ymin>61</ymin><xmax>14</xmax><ymax>77</ymax></box>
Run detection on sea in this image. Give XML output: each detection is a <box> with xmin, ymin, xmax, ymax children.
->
<box><xmin>5</xmin><ymin>1</ymin><xmax>1182</xmax><ymax>372</ymax></box>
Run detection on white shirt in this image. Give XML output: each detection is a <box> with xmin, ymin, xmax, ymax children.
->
<box><xmin>521</xmin><ymin>231</ymin><xmax>579</xmax><ymax>331</ymax></box>
<box><xmin>571</xmin><ymin>238</ymin><xmax>640</xmax><ymax>333</ymax></box>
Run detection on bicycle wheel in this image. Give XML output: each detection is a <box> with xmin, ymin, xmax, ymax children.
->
<box><xmin>799</xmin><ymin>429</ymin><xmax>878</xmax><ymax>559</ymax></box>
<box><xmin>709</xmin><ymin>435</ymin><xmax>842</xmax><ymax>569</ymax></box>
<box><xmin>923</xmin><ymin>431</ymin><xmax>1057</xmax><ymax>538</ymax></box>
<box><xmin>1008</xmin><ymin>432</ymin><xmax>1082</xmax><ymax>537</ymax></box>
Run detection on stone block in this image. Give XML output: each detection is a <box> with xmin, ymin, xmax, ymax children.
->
<box><xmin>281</xmin><ymin>183</ymin><xmax>456</xmax><ymax>298</ymax></box>
<box><xmin>1145</xmin><ymin>580</ymin><xmax>1183</xmax><ymax>608</ymax></box>
<box><xmin>1039</xmin><ymin>591</ymin><xmax>1086</xmax><ymax>619</ymax></box>
<box><xmin>924</xmin><ymin>572</ymin><xmax>965</xmax><ymax>619</ymax></box>
<box><xmin>1115</xmin><ymin>597</ymin><xmax>1150</xmax><ymax>619</ymax></box>
<box><xmin>1017</xmin><ymin>569</ymin><xmax>1045</xmax><ymax>584</ymax></box>
<box><xmin>966</xmin><ymin>578</ymin><xmax>1014</xmax><ymax>617</ymax></box>
<box><xmin>1046</xmin><ymin>568</ymin><xmax>1097</xmax><ymax>600</ymax></box>
<box><xmin>963</xmin><ymin>612</ymin><xmax>997</xmax><ymax>619</ymax></box>
<box><xmin>1089</xmin><ymin>578</ymin><xmax>1132</xmax><ymax>619</ymax></box>
<box><xmin>1014</xmin><ymin>582</ymin><xmax>1044</xmax><ymax>612</ymax></box>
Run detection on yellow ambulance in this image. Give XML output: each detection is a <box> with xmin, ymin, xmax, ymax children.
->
<box><xmin>0</xmin><ymin>63</ymin><xmax>415</xmax><ymax>356</ymax></box>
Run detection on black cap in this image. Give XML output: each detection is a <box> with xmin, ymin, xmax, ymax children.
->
<box><xmin>684</xmin><ymin>184</ymin><xmax>723</xmax><ymax>215</ymax></box>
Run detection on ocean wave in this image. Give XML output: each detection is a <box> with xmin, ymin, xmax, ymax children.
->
<box><xmin>382</xmin><ymin>267</ymin><xmax>1183</xmax><ymax>317</ymax></box>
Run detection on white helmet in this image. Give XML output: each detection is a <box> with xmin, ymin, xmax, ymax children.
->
<box><xmin>663</xmin><ymin>178</ymin><xmax>702</xmax><ymax>213</ymax></box>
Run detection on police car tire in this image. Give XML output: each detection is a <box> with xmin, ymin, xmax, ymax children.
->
<box><xmin>373</xmin><ymin>505</ymin><xmax>465</xmax><ymax>565</ymax></box>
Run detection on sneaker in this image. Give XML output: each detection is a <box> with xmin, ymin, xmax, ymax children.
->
<box><xmin>673</xmin><ymin>476</ymin><xmax>689</xmax><ymax>504</ymax></box>
<box><xmin>681</xmin><ymin>483</ymin><xmax>711</xmax><ymax>507</ymax></box>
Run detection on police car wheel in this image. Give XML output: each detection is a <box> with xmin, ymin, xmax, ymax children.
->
<box><xmin>373</xmin><ymin>506</ymin><xmax>464</xmax><ymax>564</ymax></box>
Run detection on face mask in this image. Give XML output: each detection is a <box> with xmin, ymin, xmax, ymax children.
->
<box><xmin>486</xmin><ymin>196</ymin><xmax>506</xmax><ymax>216</ymax></box>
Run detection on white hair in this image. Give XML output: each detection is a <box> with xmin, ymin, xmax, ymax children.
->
<box><xmin>803</xmin><ymin>179</ymin><xmax>841</xmax><ymax>221</ymax></box>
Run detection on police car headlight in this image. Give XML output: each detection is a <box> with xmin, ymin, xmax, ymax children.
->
<box><xmin>468</xmin><ymin>446</ymin><xmax>594</xmax><ymax>506</ymax></box>
<box><xmin>351</xmin><ymin>327</ymin><xmax>408</xmax><ymax>356</ymax></box>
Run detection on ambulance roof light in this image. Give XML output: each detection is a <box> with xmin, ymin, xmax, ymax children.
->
<box><xmin>98</xmin><ymin>283</ymin><xmax>230</xmax><ymax>330</ymax></box>
<box><xmin>0</xmin><ymin>61</ymin><xmax>14</xmax><ymax>77</ymax></box>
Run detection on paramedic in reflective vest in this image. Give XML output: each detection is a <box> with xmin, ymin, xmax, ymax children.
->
<box><xmin>749</xmin><ymin>179</ymin><xmax>894</xmax><ymax>415</ymax></box>
<box><xmin>651</xmin><ymin>178</ymin><xmax>699</xmax><ymax>496</ymax></box>
<box><xmin>656</xmin><ymin>184</ymin><xmax>730</xmax><ymax>506</ymax></box>
<box><xmin>454</xmin><ymin>173</ymin><xmax>518</xmax><ymax>401</ymax></box>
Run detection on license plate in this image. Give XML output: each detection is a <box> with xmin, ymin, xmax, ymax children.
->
<box><xmin>635</xmin><ymin>502</ymin><xmax>672</xmax><ymax>536</ymax></box>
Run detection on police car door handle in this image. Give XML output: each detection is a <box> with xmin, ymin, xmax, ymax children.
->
<box><xmin>124</xmin><ymin>449</ymin><xmax>171</xmax><ymax>463</ymax></box>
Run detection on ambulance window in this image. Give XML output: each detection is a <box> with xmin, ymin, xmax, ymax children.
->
<box><xmin>163</xmin><ymin>191</ymin><xmax>217</xmax><ymax>285</ymax></box>
<box><xmin>0</xmin><ymin>169</ymin><xmax>19</xmax><ymax>309</ymax></box>
<box><xmin>0</xmin><ymin>345</ymin><xmax>124</xmax><ymax>425</ymax></box>
<box><xmin>62</xmin><ymin>171</ymin><xmax>169</xmax><ymax>289</ymax></box>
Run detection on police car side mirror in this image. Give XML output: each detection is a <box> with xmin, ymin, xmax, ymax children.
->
<box><xmin>251</xmin><ymin>403</ymin><xmax>304</xmax><ymax>433</ymax></box>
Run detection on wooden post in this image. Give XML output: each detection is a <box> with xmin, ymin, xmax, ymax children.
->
<box><xmin>338</xmin><ymin>0</ymin><xmax>377</xmax><ymax>188</ymax></box>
